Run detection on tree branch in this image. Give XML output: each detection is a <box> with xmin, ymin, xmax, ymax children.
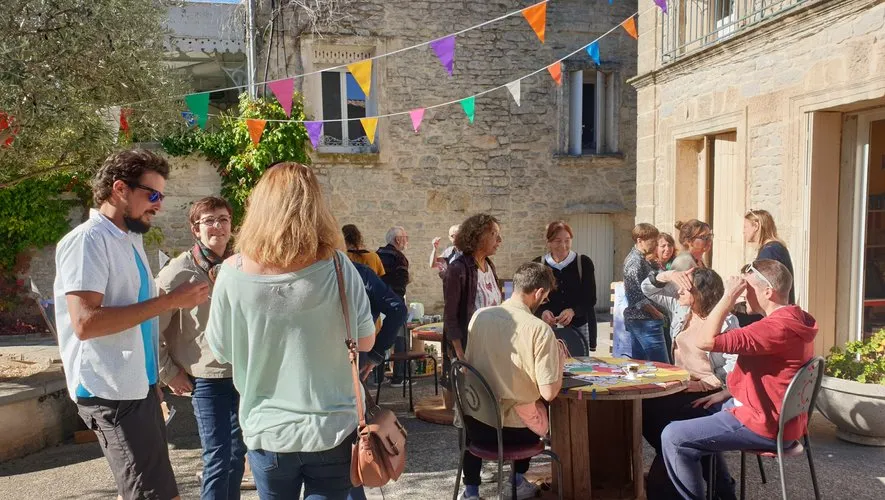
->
<box><xmin>0</xmin><ymin>151</ymin><xmax>71</xmax><ymax>189</ymax></box>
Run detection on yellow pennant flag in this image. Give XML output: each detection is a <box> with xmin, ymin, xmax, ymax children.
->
<box><xmin>622</xmin><ymin>17</ymin><xmax>638</xmax><ymax>40</ymax></box>
<box><xmin>522</xmin><ymin>1</ymin><xmax>547</xmax><ymax>43</ymax></box>
<box><xmin>347</xmin><ymin>60</ymin><xmax>373</xmax><ymax>97</ymax></box>
<box><xmin>360</xmin><ymin>117</ymin><xmax>379</xmax><ymax>144</ymax></box>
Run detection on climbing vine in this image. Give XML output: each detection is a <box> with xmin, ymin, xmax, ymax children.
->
<box><xmin>160</xmin><ymin>94</ymin><xmax>311</xmax><ymax>224</ymax></box>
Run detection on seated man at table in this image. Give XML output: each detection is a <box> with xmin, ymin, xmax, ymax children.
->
<box><xmin>661</xmin><ymin>260</ymin><xmax>818</xmax><ymax>500</ymax></box>
<box><xmin>459</xmin><ymin>262</ymin><xmax>565</xmax><ymax>500</ymax></box>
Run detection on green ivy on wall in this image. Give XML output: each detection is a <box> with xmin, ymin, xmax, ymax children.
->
<box><xmin>161</xmin><ymin>94</ymin><xmax>311</xmax><ymax>224</ymax></box>
<box><xmin>0</xmin><ymin>173</ymin><xmax>91</xmax><ymax>274</ymax></box>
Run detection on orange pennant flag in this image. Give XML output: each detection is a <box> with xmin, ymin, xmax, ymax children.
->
<box><xmin>246</xmin><ymin>119</ymin><xmax>267</xmax><ymax>145</ymax></box>
<box><xmin>547</xmin><ymin>62</ymin><xmax>562</xmax><ymax>86</ymax></box>
<box><xmin>622</xmin><ymin>17</ymin><xmax>638</xmax><ymax>40</ymax></box>
<box><xmin>522</xmin><ymin>1</ymin><xmax>547</xmax><ymax>43</ymax></box>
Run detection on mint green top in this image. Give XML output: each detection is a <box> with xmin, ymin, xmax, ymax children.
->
<box><xmin>206</xmin><ymin>251</ymin><xmax>375</xmax><ymax>453</ymax></box>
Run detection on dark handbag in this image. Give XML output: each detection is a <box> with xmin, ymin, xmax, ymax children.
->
<box><xmin>332</xmin><ymin>253</ymin><xmax>408</xmax><ymax>487</ymax></box>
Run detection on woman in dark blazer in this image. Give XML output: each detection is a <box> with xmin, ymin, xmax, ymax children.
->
<box><xmin>534</xmin><ymin>221</ymin><xmax>598</xmax><ymax>352</ymax></box>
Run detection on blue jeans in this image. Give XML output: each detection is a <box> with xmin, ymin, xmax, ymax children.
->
<box><xmin>248</xmin><ymin>430</ymin><xmax>355</xmax><ymax>500</ymax></box>
<box><xmin>192</xmin><ymin>377</ymin><xmax>247</xmax><ymax>500</ymax></box>
<box><xmin>661</xmin><ymin>400</ymin><xmax>777</xmax><ymax>500</ymax></box>
<box><xmin>625</xmin><ymin>319</ymin><xmax>669</xmax><ymax>363</ymax></box>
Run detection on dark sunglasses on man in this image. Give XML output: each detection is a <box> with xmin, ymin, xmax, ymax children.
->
<box><xmin>128</xmin><ymin>182</ymin><xmax>165</xmax><ymax>203</ymax></box>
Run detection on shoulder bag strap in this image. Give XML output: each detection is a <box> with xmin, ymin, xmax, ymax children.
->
<box><xmin>333</xmin><ymin>252</ymin><xmax>368</xmax><ymax>427</ymax></box>
<box><xmin>577</xmin><ymin>253</ymin><xmax>583</xmax><ymax>283</ymax></box>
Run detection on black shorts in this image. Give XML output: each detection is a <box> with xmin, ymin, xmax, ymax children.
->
<box><xmin>77</xmin><ymin>386</ymin><xmax>178</xmax><ymax>500</ymax></box>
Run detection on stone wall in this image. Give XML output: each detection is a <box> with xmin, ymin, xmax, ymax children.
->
<box><xmin>633</xmin><ymin>0</ymin><xmax>885</xmax><ymax>351</ymax></box>
<box><xmin>261</xmin><ymin>0</ymin><xmax>640</xmax><ymax>312</ymax></box>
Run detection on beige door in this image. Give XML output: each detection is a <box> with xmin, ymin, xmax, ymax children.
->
<box><xmin>568</xmin><ymin>214</ymin><xmax>614</xmax><ymax>310</ymax></box>
<box><xmin>710</xmin><ymin>132</ymin><xmax>746</xmax><ymax>275</ymax></box>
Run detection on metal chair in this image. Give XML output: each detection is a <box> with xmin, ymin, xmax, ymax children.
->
<box><xmin>376</xmin><ymin>351</ymin><xmax>438</xmax><ymax>412</ymax></box>
<box><xmin>450</xmin><ymin>359</ymin><xmax>563</xmax><ymax>500</ymax></box>
<box><xmin>708</xmin><ymin>356</ymin><xmax>824</xmax><ymax>500</ymax></box>
<box><xmin>553</xmin><ymin>326</ymin><xmax>588</xmax><ymax>357</ymax></box>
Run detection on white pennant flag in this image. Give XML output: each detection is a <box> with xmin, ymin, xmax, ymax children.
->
<box><xmin>97</xmin><ymin>106</ymin><xmax>122</xmax><ymax>142</ymax></box>
<box><xmin>506</xmin><ymin>80</ymin><xmax>521</xmax><ymax>106</ymax></box>
<box><xmin>158</xmin><ymin>250</ymin><xmax>171</xmax><ymax>269</ymax></box>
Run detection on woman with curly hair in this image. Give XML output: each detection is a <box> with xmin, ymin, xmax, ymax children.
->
<box><xmin>442</xmin><ymin>213</ymin><xmax>503</xmax><ymax>388</ymax></box>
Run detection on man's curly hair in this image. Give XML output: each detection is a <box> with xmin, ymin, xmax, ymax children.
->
<box><xmin>454</xmin><ymin>213</ymin><xmax>499</xmax><ymax>255</ymax></box>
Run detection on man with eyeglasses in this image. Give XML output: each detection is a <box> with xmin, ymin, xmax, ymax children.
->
<box><xmin>54</xmin><ymin>149</ymin><xmax>209</xmax><ymax>500</ymax></box>
<box><xmin>659</xmin><ymin>259</ymin><xmax>817</xmax><ymax>500</ymax></box>
<box><xmin>377</xmin><ymin>226</ymin><xmax>411</xmax><ymax>387</ymax></box>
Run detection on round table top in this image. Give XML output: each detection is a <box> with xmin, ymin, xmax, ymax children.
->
<box><xmin>411</xmin><ymin>321</ymin><xmax>444</xmax><ymax>342</ymax></box>
<box><xmin>559</xmin><ymin>356</ymin><xmax>690</xmax><ymax>401</ymax></box>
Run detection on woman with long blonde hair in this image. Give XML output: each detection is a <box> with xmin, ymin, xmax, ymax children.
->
<box><xmin>743</xmin><ymin>209</ymin><xmax>795</xmax><ymax>304</ymax></box>
<box><xmin>206</xmin><ymin>163</ymin><xmax>375</xmax><ymax>499</ymax></box>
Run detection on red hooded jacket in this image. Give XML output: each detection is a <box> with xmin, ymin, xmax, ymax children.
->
<box><xmin>713</xmin><ymin>305</ymin><xmax>818</xmax><ymax>441</ymax></box>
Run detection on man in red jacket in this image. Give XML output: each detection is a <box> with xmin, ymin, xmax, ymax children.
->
<box><xmin>660</xmin><ymin>259</ymin><xmax>818</xmax><ymax>500</ymax></box>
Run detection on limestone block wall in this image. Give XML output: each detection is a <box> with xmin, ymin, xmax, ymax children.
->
<box><xmin>266</xmin><ymin>0</ymin><xmax>640</xmax><ymax>312</ymax></box>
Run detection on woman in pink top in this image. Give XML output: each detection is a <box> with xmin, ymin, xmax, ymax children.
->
<box><xmin>640</xmin><ymin>267</ymin><xmax>740</xmax><ymax>500</ymax></box>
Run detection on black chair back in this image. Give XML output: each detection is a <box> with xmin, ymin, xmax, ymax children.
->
<box><xmin>554</xmin><ymin>326</ymin><xmax>588</xmax><ymax>357</ymax></box>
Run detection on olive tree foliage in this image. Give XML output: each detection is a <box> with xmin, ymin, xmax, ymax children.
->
<box><xmin>0</xmin><ymin>0</ymin><xmax>186</xmax><ymax>187</ymax></box>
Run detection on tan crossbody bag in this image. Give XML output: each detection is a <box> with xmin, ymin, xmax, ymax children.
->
<box><xmin>332</xmin><ymin>253</ymin><xmax>408</xmax><ymax>487</ymax></box>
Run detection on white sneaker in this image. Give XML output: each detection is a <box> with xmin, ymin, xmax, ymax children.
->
<box><xmin>503</xmin><ymin>478</ymin><xmax>539</xmax><ymax>500</ymax></box>
<box><xmin>458</xmin><ymin>488</ymin><xmax>481</xmax><ymax>500</ymax></box>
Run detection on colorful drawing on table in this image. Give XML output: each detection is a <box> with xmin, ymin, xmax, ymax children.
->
<box><xmin>563</xmin><ymin>358</ymin><xmax>659</xmax><ymax>378</ymax></box>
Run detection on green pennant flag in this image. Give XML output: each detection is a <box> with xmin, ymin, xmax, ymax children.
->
<box><xmin>460</xmin><ymin>96</ymin><xmax>475</xmax><ymax>124</ymax></box>
<box><xmin>184</xmin><ymin>92</ymin><xmax>210</xmax><ymax>129</ymax></box>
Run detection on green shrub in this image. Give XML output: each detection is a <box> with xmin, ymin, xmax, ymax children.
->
<box><xmin>825</xmin><ymin>330</ymin><xmax>885</xmax><ymax>385</ymax></box>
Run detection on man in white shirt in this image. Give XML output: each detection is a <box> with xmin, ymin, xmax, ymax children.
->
<box><xmin>54</xmin><ymin>149</ymin><xmax>209</xmax><ymax>500</ymax></box>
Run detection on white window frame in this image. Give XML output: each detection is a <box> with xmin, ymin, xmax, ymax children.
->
<box><xmin>318</xmin><ymin>67</ymin><xmax>378</xmax><ymax>154</ymax></box>
<box><xmin>714</xmin><ymin>0</ymin><xmax>738</xmax><ymax>39</ymax></box>
<box><xmin>567</xmin><ymin>68</ymin><xmax>619</xmax><ymax>155</ymax></box>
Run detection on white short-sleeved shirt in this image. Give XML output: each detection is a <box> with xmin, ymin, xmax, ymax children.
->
<box><xmin>54</xmin><ymin>209</ymin><xmax>159</xmax><ymax>402</ymax></box>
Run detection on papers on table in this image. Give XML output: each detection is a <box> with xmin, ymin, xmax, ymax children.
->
<box><xmin>563</xmin><ymin>358</ymin><xmax>660</xmax><ymax>387</ymax></box>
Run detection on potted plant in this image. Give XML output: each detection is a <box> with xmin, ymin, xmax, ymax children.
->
<box><xmin>816</xmin><ymin>330</ymin><xmax>885</xmax><ymax>446</ymax></box>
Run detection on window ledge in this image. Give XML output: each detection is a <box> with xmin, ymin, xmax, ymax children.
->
<box><xmin>554</xmin><ymin>153</ymin><xmax>625</xmax><ymax>167</ymax></box>
<box><xmin>311</xmin><ymin>152</ymin><xmax>382</xmax><ymax>167</ymax></box>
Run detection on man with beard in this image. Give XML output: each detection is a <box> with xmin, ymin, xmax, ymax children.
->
<box><xmin>53</xmin><ymin>149</ymin><xmax>209</xmax><ymax>500</ymax></box>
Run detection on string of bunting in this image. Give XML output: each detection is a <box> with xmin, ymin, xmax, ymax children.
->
<box><xmin>115</xmin><ymin>1</ymin><xmax>663</xmax><ymax>149</ymax></box>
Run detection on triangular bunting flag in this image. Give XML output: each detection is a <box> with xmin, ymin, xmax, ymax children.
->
<box><xmin>158</xmin><ymin>250</ymin><xmax>171</xmax><ymax>269</ymax></box>
<box><xmin>654</xmin><ymin>0</ymin><xmax>668</xmax><ymax>14</ymax></box>
<box><xmin>246</xmin><ymin>119</ymin><xmax>267</xmax><ymax>146</ymax></box>
<box><xmin>622</xmin><ymin>17</ymin><xmax>638</xmax><ymax>40</ymax></box>
<box><xmin>522</xmin><ymin>2</ymin><xmax>547</xmax><ymax>43</ymax></box>
<box><xmin>98</xmin><ymin>106</ymin><xmax>121</xmax><ymax>137</ymax></box>
<box><xmin>409</xmin><ymin>108</ymin><xmax>425</xmax><ymax>133</ymax></box>
<box><xmin>506</xmin><ymin>80</ymin><xmax>521</xmax><ymax>106</ymax></box>
<box><xmin>346</xmin><ymin>60</ymin><xmax>373</xmax><ymax>97</ymax></box>
<box><xmin>119</xmin><ymin>109</ymin><xmax>131</xmax><ymax>136</ymax></box>
<box><xmin>430</xmin><ymin>35</ymin><xmax>456</xmax><ymax>76</ymax></box>
<box><xmin>184</xmin><ymin>92</ymin><xmax>210</xmax><ymax>129</ymax></box>
<box><xmin>546</xmin><ymin>63</ymin><xmax>562</xmax><ymax>86</ymax></box>
<box><xmin>587</xmin><ymin>42</ymin><xmax>601</xmax><ymax>66</ymax></box>
<box><xmin>460</xmin><ymin>96</ymin><xmax>475</xmax><ymax>124</ymax></box>
<box><xmin>360</xmin><ymin>118</ymin><xmax>379</xmax><ymax>145</ymax></box>
<box><xmin>304</xmin><ymin>121</ymin><xmax>323</xmax><ymax>150</ymax></box>
<box><xmin>267</xmin><ymin>78</ymin><xmax>295</xmax><ymax>117</ymax></box>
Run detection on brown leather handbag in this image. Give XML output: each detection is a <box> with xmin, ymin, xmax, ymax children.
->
<box><xmin>333</xmin><ymin>254</ymin><xmax>408</xmax><ymax>488</ymax></box>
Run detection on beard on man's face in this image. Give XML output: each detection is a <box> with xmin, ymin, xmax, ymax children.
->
<box><xmin>123</xmin><ymin>207</ymin><xmax>155</xmax><ymax>234</ymax></box>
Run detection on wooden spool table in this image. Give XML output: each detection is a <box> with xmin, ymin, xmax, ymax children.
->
<box><xmin>409</xmin><ymin>322</ymin><xmax>453</xmax><ymax>425</ymax></box>
<box><xmin>550</xmin><ymin>356</ymin><xmax>689</xmax><ymax>499</ymax></box>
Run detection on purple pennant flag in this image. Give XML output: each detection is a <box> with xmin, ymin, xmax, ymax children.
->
<box><xmin>304</xmin><ymin>121</ymin><xmax>323</xmax><ymax>150</ymax></box>
<box><xmin>430</xmin><ymin>35</ymin><xmax>456</xmax><ymax>76</ymax></box>
<box><xmin>654</xmin><ymin>0</ymin><xmax>668</xmax><ymax>13</ymax></box>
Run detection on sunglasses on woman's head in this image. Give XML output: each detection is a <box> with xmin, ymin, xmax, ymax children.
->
<box><xmin>128</xmin><ymin>183</ymin><xmax>165</xmax><ymax>203</ymax></box>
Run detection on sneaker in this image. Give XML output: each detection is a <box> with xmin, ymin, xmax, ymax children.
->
<box><xmin>480</xmin><ymin>468</ymin><xmax>496</xmax><ymax>482</ymax></box>
<box><xmin>503</xmin><ymin>478</ymin><xmax>539</xmax><ymax>500</ymax></box>
<box><xmin>458</xmin><ymin>487</ymin><xmax>480</xmax><ymax>500</ymax></box>
<box><xmin>389</xmin><ymin>379</ymin><xmax>405</xmax><ymax>388</ymax></box>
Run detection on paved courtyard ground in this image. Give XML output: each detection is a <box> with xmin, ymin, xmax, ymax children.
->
<box><xmin>1</xmin><ymin>325</ymin><xmax>885</xmax><ymax>499</ymax></box>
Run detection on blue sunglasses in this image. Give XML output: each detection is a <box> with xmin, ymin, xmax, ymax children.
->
<box><xmin>128</xmin><ymin>183</ymin><xmax>165</xmax><ymax>203</ymax></box>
